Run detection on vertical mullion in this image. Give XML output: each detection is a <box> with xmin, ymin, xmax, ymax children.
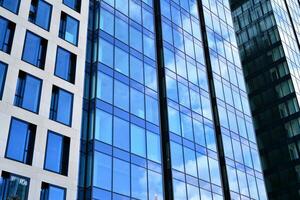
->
<box><xmin>196</xmin><ymin>0</ymin><xmax>231</xmax><ymax>199</ymax></box>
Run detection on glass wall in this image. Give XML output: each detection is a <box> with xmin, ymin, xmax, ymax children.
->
<box><xmin>160</xmin><ymin>0</ymin><xmax>223</xmax><ymax>199</ymax></box>
<box><xmin>202</xmin><ymin>0</ymin><xmax>267</xmax><ymax>199</ymax></box>
<box><xmin>87</xmin><ymin>0</ymin><xmax>163</xmax><ymax>199</ymax></box>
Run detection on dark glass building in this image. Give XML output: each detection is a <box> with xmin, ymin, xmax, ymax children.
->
<box><xmin>230</xmin><ymin>0</ymin><xmax>300</xmax><ymax>199</ymax></box>
<box><xmin>78</xmin><ymin>0</ymin><xmax>267</xmax><ymax>200</ymax></box>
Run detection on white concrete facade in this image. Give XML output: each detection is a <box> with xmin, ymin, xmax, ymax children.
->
<box><xmin>0</xmin><ymin>0</ymin><xmax>89</xmax><ymax>199</ymax></box>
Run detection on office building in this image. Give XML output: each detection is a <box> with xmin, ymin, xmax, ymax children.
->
<box><xmin>230</xmin><ymin>0</ymin><xmax>300</xmax><ymax>199</ymax></box>
<box><xmin>0</xmin><ymin>0</ymin><xmax>267</xmax><ymax>199</ymax></box>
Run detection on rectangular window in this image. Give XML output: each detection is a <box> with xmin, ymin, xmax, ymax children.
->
<box><xmin>63</xmin><ymin>0</ymin><xmax>81</xmax><ymax>12</ymax></box>
<box><xmin>5</xmin><ymin>118</ymin><xmax>36</xmax><ymax>165</ymax></box>
<box><xmin>22</xmin><ymin>31</ymin><xmax>47</xmax><ymax>68</ymax></box>
<box><xmin>59</xmin><ymin>12</ymin><xmax>79</xmax><ymax>45</ymax></box>
<box><xmin>44</xmin><ymin>131</ymin><xmax>70</xmax><ymax>175</ymax></box>
<box><xmin>40</xmin><ymin>182</ymin><xmax>66</xmax><ymax>200</ymax></box>
<box><xmin>49</xmin><ymin>86</ymin><xmax>73</xmax><ymax>126</ymax></box>
<box><xmin>0</xmin><ymin>61</ymin><xmax>7</xmax><ymax>100</ymax></box>
<box><xmin>14</xmin><ymin>71</ymin><xmax>42</xmax><ymax>113</ymax></box>
<box><xmin>0</xmin><ymin>0</ymin><xmax>20</xmax><ymax>14</ymax></box>
<box><xmin>55</xmin><ymin>46</ymin><xmax>76</xmax><ymax>83</ymax></box>
<box><xmin>0</xmin><ymin>16</ymin><xmax>15</xmax><ymax>54</ymax></box>
<box><xmin>29</xmin><ymin>0</ymin><xmax>52</xmax><ymax>30</ymax></box>
<box><xmin>0</xmin><ymin>171</ymin><xmax>29</xmax><ymax>200</ymax></box>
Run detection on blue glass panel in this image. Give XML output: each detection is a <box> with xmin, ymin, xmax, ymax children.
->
<box><xmin>22</xmin><ymin>75</ymin><xmax>41</xmax><ymax>112</ymax></box>
<box><xmin>166</xmin><ymin>76</ymin><xmax>178</xmax><ymax>101</ymax></box>
<box><xmin>147</xmin><ymin>131</ymin><xmax>161</xmax><ymax>163</ymax></box>
<box><xmin>173</xmin><ymin>179</ymin><xmax>187</xmax><ymax>199</ymax></box>
<box><xmin>129</xmin><ymin>0</ymin><xmax>141</xmax><ymax>23</ymax></box>
<box><xmin>114</xmin><ymin>80</ymin><xmax>129</xmax><ymax>111</ymax></box>
<box><xmin>204</xmin><ymin>125</ymin><xmax>216</xmax><ymax>151</ymax></box>
<box><xmin>181</xmin><ymin>114</ymin><xmax>193</xmax><ymax>141</ymax></box>
<box><xmin>142</xmin><ymin>8</ymin><xmax>154</xmax><ymax>32</ymax></box>
<box><xmin>95</xmin><ymin>109</ymin><xmax>112</xmax><ymax>144</ymax></box>
<box><xmin>35</xmin><ymin>1</ymin><xmax>52</xmax><ymax>30</ymax></box>
<box><xmin>63</xmin><ymin>0</ymin><xmax>80</xmax><ymax>11</ymax></box>
<box><xmin>113</xmin><ymin>158</ymin><xmax>130</xmax><ymax>196</ymax></box>
<box><xmin>93</xmin><ymin>152</ymin><xmax>112</xmax><ymax>190</ymax></box>
<box><xmin>113</xmin><ymin>117</ymin><xmax>129</xmax><ymax>151</ymax></box>
<box><xmin>65</xmin><ymin>15</ymin><xmax>78</xmax><ymax>45</ymax></box>
<box><xmin>193</xmin><ymin>119</ymin><xmax>206</xmax><ymax>146</ymax></box>
<box><xmin>187</xmin><ymin>184</ymin><xmax>200</xmax><ymax>200</ymax></box>
<box><xmin>145</xmin><ymin>95</ymin><xmax>159</xmax><ymax>125</ymax></box>
<box><xmin>2</xmin><ymin>0</ymin><xmax>20</xmax><ymax>13</ymax></box>
<box><xmin>131</xmin><ymin>124</ymin><xmax>146</xmax><ymax>157</ymax></box>
<box><xmin>6</xmin><ymin>119</ymin><xmax>28</xmax><ymax>162</ymax></box>
<box><xmin>48</xmin><ymin>185</ymin><xmax>65</xmax><ymax>200</ymax></box>
<box><xmin>197</xmin><ymin>153</ymin><xmax>210</xmax><ymax>181</ymax></box>
<box><xmin>170</xmin><ymin>141</ymin><xmax>184</xmax><ymax>172</ymax></box>
<box><xmin>143</xmin><ymin>34</ymin><xmax>155</xmax><ymax>60</ymax></box>
<box><xmin>130</xmin><ymin>55</ymin><xmax>143</xmax><ymax>83</ymax></box>
<box><xmin>183</xmin><ymin>147</ymin><xmax>197</xmax><ymax>177</ymax></box>
<box><xmin>130</xmin><ymin>27</ymin><xmax>142</xmax><ymax>52</ymax></box>
<box><xmin>130</xmin><ymin>88</ymin><xmax>144</xmax><ymax>118</ymax></box>
<box><xmin>22</xmin><ymin>32</ymin><xmax>42</xmax><ymax>67</ymax></box>
<box><xmin>115</xmin><ymin>17</ymin><xmax>128</xmax><ymax>44</ymax></box>
<box><xmin>208</xmin><ymin>158</ymin><xmax>221</xmax><ymax>186</ymax></box>
<box><xmin>114</xmin><ymin>47</ymin><xmax>129</xmax><ymax>76</ymax></box>
<box><xmin>55</xmin><ymin>47</ymin><xmax>74</xmax><ymax>82</ymax></box>
<box><xmin>100</xmin><ymin>8</ymin><xmax>114</xmax><ymax>35</ymax></box>
<box><xmin>144</xmin><ymin>64</ymin><xmax>157</xmax><ymax>91</ymax></box>
<box><xmin>131</xmin><ymin>164</ymin><xmax>147</xmax><ymax>199</ymax></box>
<box><xmin>148</xmin><ymin>170</ymin><xmax>163</xmax><ymax>200</ymax></box>
<box><xmin>97</xmin><ymin>72</ymin><xmax>113</xmax><ymax>103</ymax></box>
<box><xmin>56</xmin><ymin>89</ymin><xmax>73</xmax><ymax>125</ymax></box>
<box><xmin>116</xmin><ymin>0</ymin><xmax>128</xmax><ymax>15</ymax></box>
<box><xmin>0</xmin><ymin>62</ymin><xmax>7</xmax><ymax>99</ymax></box>
<box><xmin>45</xmin><ymin>132</ymin><xmax>63</xmax><ymax>172</ymax></box>
<box><xmin>98</xmin><ymin>38</ymin><xmax>113</xmax><ymax>67</ymax></box>
<box><xmin>168</xmin><ymin>106</ymin><xmax>181</xmax><ymax>135</ymax></box>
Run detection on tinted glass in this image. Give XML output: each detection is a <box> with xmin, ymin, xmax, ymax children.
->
<box><xmin>63</xmin><ymin>0</ymin><xmax>80</xmax><ymax>12</ymax></box>
<box><xmin>31</xmin><ymin>0</ymin><xmax>52</xmax><ymax>30</ymax></box>
<box><xmin>48</xmin><ymin>185</ymin><xmax>65</xmax><ymax>200</ymax></box>
<box><xmin>1</xmin><ymin>0</ymin><xmax>20</xmax><ymax>13</ymax></box>
<box><xmin>56</xmin><ymin>89</ymin><xmax>73</xmax><ymax>125</ymax></box>
<box><xmin>55</xmin><ymin>47</ymin><xmax>76</xmax><ymax>83</ymax></box>
<box><xmin>45</xmin><ymin>132</ymin><xmax>63</xmax><ymax>173</ymax></box>
<box><xmin>0</xmin><ymin>62</ymin><xmax>7</xmax><ymax>99</ymax></box>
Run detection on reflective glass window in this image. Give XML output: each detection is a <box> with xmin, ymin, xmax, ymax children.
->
<box><xmin>0</xmin><ymin>62</ymin><xmax>7</xmax><ymax>100</ymax></box>
<box><xmin>113</xmin><ymin>158</ymin><xmax>130</xmax><ymax>196</ymax></box>
<box><xmin>113</xmin><ymin>117</ymin><xmax>129</xmax><ymax>151</ymax></box>
<box><xmin>0</xmin><ymin>172</ymin><xmax>29</xmax><ymax>200</ymax></box>
<box><xmin>63</xmin><ymin>0</ymin><xmax>81</xmax><ymax>12</ymax></box>
<box><xmin>6</xmin><ymin>118</ymin><xmax>36</xmax><ymax>165</ymax></box>
<box><xmin>97</xmin><ymin>72</ymin><xmax>113</xmax><ymax>103</ymax></box>
<box><xmin>0</xmin><ymin>16</ymin><xmax>15</xmax><ymax>54</ymax></box>
<box><xmin>95</xmin><ymin>109</ymin><xmax>112</xmax><ymax>144</ymax></box>
<box><xmin>55</xmin><ymin>47</ymin><xmax>76</xmax><ymax>83</ymax></box>
<box><xmin>98</xmin><ymin>38</ymin><xmax>113</xmax><ymax>67</ymax></box>
<box><xmin>59</xmin><ymin>12</ymin><xmax>79</xmax><ymax>45</ymax></box>
<box><xmin>0</xmin><ymin>0</ymin><xmax>20</xmax><ymax>13</ymax></box>
<box><xmin>93</xmin><ymin>152</ymin><xmax>112</xmax><ymax>190</ymax></box>
<box><xmin>114</xmin><ymin>80</ymin><xmax>129</xmax><ymax>111</ymax></box>
<box><xmin>14</xmin><ymin>71</ymin><xmax>42</xmax><ymax>113</ymax></box>
<box><xmin>40</xmin><ymin>183</ymin><xmax>66</xmax><ymax>200</ymax></box>
<box><xmin>170</xmin><ymin>141</ymin><xmax>184</xmax><ymax>172</ymax></box>
<box><xmin>147</xmin><ymin>131</ymin><xmax>161</xmax><ymax>163</ymax></box>
<box><xmin>29</xmin><ymin>0</ymin><xmax>52</xmax><ymax>30</ymax></box>
<box><xmin>131</xmin><ymin>124</ymin><xmax>146</xmax><ymax>157</ymax></box>
<box><xmin>131</xmin><ymin>164</ymin><xmax>147</xmax><ymax>199</ymax></box>
<box><xmin>22</xmin><ymin>31</ymin><xmax>47</xmax><ymax>68</ymax></box>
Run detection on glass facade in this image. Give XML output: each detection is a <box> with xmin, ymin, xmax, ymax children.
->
<box><xmin>79</xmin><ymin>0</ymin><xmax>267</xmax><ymax>200</ymax></box>
<box><xmin>230</xmin><ymin>0</ymin><xmax>299</xmax><ymax>199</ymax></box>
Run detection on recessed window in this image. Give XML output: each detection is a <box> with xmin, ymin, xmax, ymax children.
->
<box><xmin>49</xmin><ymin>86</ymin><xmax>73</xmax><ymax>126</ymax></box>
<box><xmin>14</xmin><ymin>71</ymin><xmax>42</xmax><ymax>113</ymax></box>
<box><xmin>0</xmin><ymin>0</ymin><xmax>20</xmax><ymax>14</ymax></box>
<box><xmin>55</xmin><ymin>46</ymin><xmax>76</xmax><ymax>83</ymax></box>
<box><xmin>44</xmin><ymin>131</ymin><xmax>70</xmax><ymax>175</ymax></box>
<box><xmin>0</xmin><ymin>16</ymin><xmax>15</xmax><ymax>54</ymax></box>
<box><xmin>28</xmin><ymin>0</ymin><xmax>52</xmax><ymax>30</ymax></box>
<box><xmin>59</xmin><ymin>12</ymin><xmax>79</xmax><ymax>45</ymax></box>
<box><xmin>22</xmin><ymin>31</ymin><xmax>48</xmax><ymax>69</ymax></box>
<box><xmin>0</xmin><ymin>171</ymin><xmax>29</xmax><ymax>200</ymax></box>
<box><xmin>0</xmin><ymin>61</ymin><xmax>7</xmax><ymax>100</ymax></box>
<box><xmin>5</xmin><ymin>118</ymin><xmax>36</xmax><ymax>165</ymax></box>
<box><xmin>40</xmin><ymin>182</ymin><xmax>66</xmax><ymax>200</ymax></box>
<box><xmin>63</xmin><ymin>0</ymin><xmax>81</xmax><ymax>12</ymax></box>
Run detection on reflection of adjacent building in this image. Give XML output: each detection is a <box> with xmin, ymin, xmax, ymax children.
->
<box><xmin>230</xmin><ymin>0</ymin><xmax>300</xmax><ymax>199</ymax></box>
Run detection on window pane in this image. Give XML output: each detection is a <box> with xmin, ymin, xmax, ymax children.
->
<box><xmin>48</xmin><ymin>185</ymin><xmax>65</xmax><ymax>200</ymax></box>
<box><xmin>184</xmin><ymin>147</ymin><xmax>197</xmax><ymax>177</ymax></box>
<box><xmin>1</xmin><ymin>0</ymin><xmax>20</xmax><ymax>13</ymax></box>
<box><xmin>32</xmin><ymin>0</ymin><xmax>52</xmax><ymax>30</ymax></box>
<box><xmin>0</xmin><ymin>62</ymin><xmax>7</xmax><ymax>99</ymax></box>
<box><xmin>146</xmin><ymin>95</ymin><xmax>159</xmax><ymax>125</ymax></box>
<box><xmin>93</xmin><ymin>152</ymin><xmax>112</xmax><ymax>190</ymax></box>
<box><xmin>113</xmin><ymin>117</ymin><xmax>129</xmax><ymax>151</ymax></box>
<box><xmin>114</xmin><ymin>80</ymin><xmax>129</xmax><ymax>111</ymax></box>
<box><xmin>56</xmin><ymin>89</ymin><xmax>73</xmax><ymax>125</ymax></box>
<box><xmin>63</xmin><ymin>0</ymin><xmax>81</xmax><ymax>12</ymax></box>
<box><xmin>55</xmin><ymin>47</ymin><xmax>76</xmax><ymax>83</ymax></box>
<box><xmin>144</xmin><ymin>64</ymin><xmax>157</xmax><ymax>91</ymax></box>
<box><xmin>114</xmin><ymin>47</ymin><xmax>129</xmax><ymax>75</ymax></box>
<box><xmin>45</xmin><ymin>132</ymin><xmax>63</xmax><ymax>172</ymax></box>
<box><xmin>21</xmin><ymin>75</ymin><xmax>42</xmax><ymax>112</ymax></box>
<box><xmin>130</xmin><ymin>88</ymin><xmax>144</xmax><ymax>118</ymax></box>
<box><xmin>95</xmin><ymin>109</ymin><xmax>112</xmax><ymax>144</ymax></box>
<box><xmin>197</xmin><ymin>153</ymin><xmax>210</xmax><ymax>181</ymax></box>
<box><xmin>1</xmin><ymin>173</ymin><xmax>29</xmax><ymax>200</ymax></box>
<box><xmin>98</xmin><ymin>38</ymin><xmax>113</xmax><ymax>67</ymax></box>
<box><xmin>168</xmin><ymin>106</ymin><xmax>181</xmax><ymax>135</ymax></box>
<box><xmin>97</xmin><ymin>72</ymin><xmax>113</xmax><ymax>103</ymax></box>
<box><xmin>147</xmin><ymin>131</ymin><xmax>161</xmax><ymax>163</ymax></box>
<box><xmin>22</xmin><ymin>32</ymin><xmax>45</xmax><ymax>67</ymax></box>
<box><xmin>115</xmin><ymin>17</ymin><xmax>128</xmax><ymax>44</ymax></box>
<box><xmin>99</xmin><ymin>8</ymin><xmax>114</xmax><ymax>35</ymax></box>
<box><xmin>170</xmin><ymin>141</ymin><xmax>184</xmax><ymax>172</ymax></box>
<box><xmin>148</xmin><ymin>171</ymin><xmax>163</xmax><ymax>200</ymax></box>
<box><xmin>131</xmin><ymin>164</ymin><xmax>147</xmax><ymax>200</ymax></box>
<box><xmin>130</xmin><ymin>27</ymin><xmax>142</xmax><ymax>52</ymax></box>
<box><xmin>131</xmin><ymin>124</ymin><xmax>146</xmax><ymax>157</ymax></box>
<box><xmin>130</xmin><ymin>55</ymin><xmax>143</xmax><ymax>83</ymax></box>
<box><xmin>0</xmin><ymin>17</ymin><xmax>15</xmax><ymax>54</ymax></box>
<box><xmin>181</xmin><ymin>114</ymin><xmax>193</xmax><ymax>141</ymax></box>
<box><xmin>113</xmin><ymin>158</ymin><xmax>130</xmax><ymax>195</ymax></box>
